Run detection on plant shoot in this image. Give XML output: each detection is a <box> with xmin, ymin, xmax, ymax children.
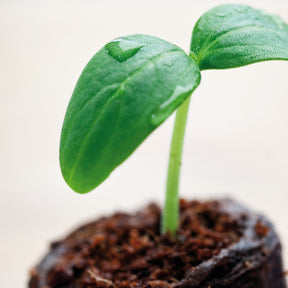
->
<box><xmin>60</xmin><ymin>4</ymin><xmax>288</xmax><ymax>235</ymax></box>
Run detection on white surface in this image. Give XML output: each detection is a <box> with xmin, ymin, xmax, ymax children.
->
<box><xmin>0</xmin><ymin>0</ymin><xmax>288</xmax><ymax>287</ymax></box>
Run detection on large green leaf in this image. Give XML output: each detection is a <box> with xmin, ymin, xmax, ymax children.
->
<box><xmin>60</xmin><ymin>35</ymin><xmax>201</xmax><ymax>193</ymax></box>
<box><xmin>190</xmin><ymin>4</ymin><xmax>288</xmax><ymax>70</ymax></box>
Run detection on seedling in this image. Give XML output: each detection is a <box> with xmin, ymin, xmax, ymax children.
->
<box><xmin>60</xmin><ymin>4</ymin><xmax>288</xmax><ymax>236</ymax></box>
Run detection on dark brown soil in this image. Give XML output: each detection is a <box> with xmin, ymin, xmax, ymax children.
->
<box><xmin>28</xmin><ymin>199</ymin><xmax>287</xmax><ymax>288</ymax></box>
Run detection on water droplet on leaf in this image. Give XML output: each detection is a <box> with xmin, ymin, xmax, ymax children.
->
<box><xmin>150</xmin><ymin>84</ymin><xmax>195</xmax><ymax>126</ymax></box>
<box><xmin>235</xmin><ymin>8</ymin><xmax>244</xmax><ymax>13</ymax></box>
<box><xmin>105</xmin><ymin>38</ymin><xmax>144</xmax><ymax>62</ymax></box>
<box><xmin>216</xmin><ymin>13</ymin><xmax>226</xmax><ymax>18</ymax></box>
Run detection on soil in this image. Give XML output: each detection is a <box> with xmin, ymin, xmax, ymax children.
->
<box><xmin>28</xmin><ymin>199</ymin><xmax>287</xmax><ymax>288</ymax></box>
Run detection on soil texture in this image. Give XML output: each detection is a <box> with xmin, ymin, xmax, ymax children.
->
<box><xmin>28</xmin><ymin>199</ymin><xmax>286</xmax><ymax>288</ymax></box>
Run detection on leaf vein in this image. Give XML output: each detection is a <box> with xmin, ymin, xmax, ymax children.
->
<box><xmin>197</xmin><ymin>24</ymin><xmax>287</xmax><ymax>64</ymax></box>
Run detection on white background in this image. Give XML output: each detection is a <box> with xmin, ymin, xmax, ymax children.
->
<box><xmin>0</xmin><ymin>0</ymin><xmax>288</xmax><ymax>286</ymax></box>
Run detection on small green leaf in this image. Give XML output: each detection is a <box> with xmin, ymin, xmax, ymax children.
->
<box><xmin>190</xmin><ymin>4</ymin><xmax>288</xmax><ymax>70</ymax></box>
<box><xmin>60</xmin><ymin>35</ymin><xmax>201</xmax><ymax>193</ymax></box>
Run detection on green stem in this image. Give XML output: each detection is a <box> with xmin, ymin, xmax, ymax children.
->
<box><xmin>162</xmin><ymin>96</ymin><xmax>192</xmax><ymax>235</ymax></box>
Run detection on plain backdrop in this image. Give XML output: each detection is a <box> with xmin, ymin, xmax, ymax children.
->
<box><xmin>1</xmin><ymin>0</ymin><xmax>288</xmax><ymax>286</ymax></box>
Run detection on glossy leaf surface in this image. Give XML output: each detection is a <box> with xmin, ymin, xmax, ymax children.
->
<box><xmin>190</xmin><ymin>4</ymin><xmax>288</xmax><ymax>70</ymax></box>
<box><xmin>60</xmin><ymin>35</ymin><xmax>201</xmax><ymax>193</ymax></box>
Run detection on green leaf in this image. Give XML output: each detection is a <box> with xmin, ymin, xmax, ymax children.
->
<box><xmin>60</xmin><ymin>35</ymin><xmax>201</xmax><ymax>193</ymax></box>
<box><xmin>190</xmin><ymin>4</ymin><xmax>288</xmax><ymax>70</ymax></box>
